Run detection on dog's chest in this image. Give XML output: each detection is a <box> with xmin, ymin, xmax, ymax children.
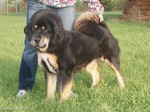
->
<box><xmin>38</xmin><ymin>52</ymin><xmax>58</xmax><ymax>74</ymax></box>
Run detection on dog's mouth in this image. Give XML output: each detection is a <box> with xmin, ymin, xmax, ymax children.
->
<box><xmin>34</xmin><ymin>42</ymin><xmax>49</xmax><ymax>52</ymax></box>
<box><xmin>35</xmin><ymin>43</ymin><xmax>47</xmax><ymax>48</ymax></box>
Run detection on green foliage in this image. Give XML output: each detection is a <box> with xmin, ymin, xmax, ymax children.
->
<box><xmin>101</xmin><ymin>0</ymin><xmax>125</xmax><ymax>11</ymax></box>
<box><xmin>75</xmin><ymin>0</ymin><xmax>125</xmax><ymax>11</ymax></box>
<box><xmin>0</xmin><ymin>12</ymin><xmax>150</xmax><ymax>111</ymax></box>
<box><xmin>75</xmin><ymin>0</ymin><xmax>88</xmax><ymax>11</ymax></box>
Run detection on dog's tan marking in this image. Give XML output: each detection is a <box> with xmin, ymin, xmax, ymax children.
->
<box><xmin>38</xmin><ymin>52</ymin><xmax>58</xmax><ymax>74</ymax></box>
<box><xmin>46</xmin><ymin>72</ymin><xmax>57</xmax><ymax>100</ymax></box>
<box><xmin>60</xmin><ymin>77</ymin><xmax>73</xmax><ymax>101</ymax></box>
<box><xmin>42</xmin><ymin>26</ymin><xmax>46</xmax><ymax>30</ymax></box>
<box><xmin>101</xmin><ymin>58</ymin><xmax>125</xmax><ymax>89</ymax></box>
<box><xmin>86</xmin><ymin>60</ymin><xmax>100</xmax><ymax>87</ymax></box>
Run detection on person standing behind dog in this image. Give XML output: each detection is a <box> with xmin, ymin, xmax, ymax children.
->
<box><xmin>16</xmin><ymin>0</ymin><xmax>104</xmax><ymax>97</ymax></box>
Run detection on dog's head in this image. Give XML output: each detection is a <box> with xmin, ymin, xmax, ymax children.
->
<box><xmin>24</xmin><ymin>9</ymin><xmax>65</xmax><ymax>52</ymax></box>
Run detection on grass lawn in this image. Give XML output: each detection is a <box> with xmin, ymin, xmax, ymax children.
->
<box><xmin>0</xmin><ymin>11</ymin><xmax>150</xmax><ymax>112</ymax></box>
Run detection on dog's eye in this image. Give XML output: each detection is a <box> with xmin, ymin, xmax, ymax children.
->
<box><xmin>34</xmin><ymin>25</ymin><xmax>38</xmax><ymax>29</ymax></box>
<box><xmin>32</xmin><ymin>25</ymin><xmax>38</xmax><ymax>31</ymax></box>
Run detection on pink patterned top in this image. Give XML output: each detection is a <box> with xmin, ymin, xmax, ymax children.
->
<box><xmin>39</xmin><ymin>0</ymin><xmax>104</xmax><ymax>15</ymax></box>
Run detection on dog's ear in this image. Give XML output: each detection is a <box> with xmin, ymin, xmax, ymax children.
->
<box><xmin>24</xmin><ymin>25</ymin><xmax>29</xmax><ymax>36</ymax></box>
<box><xmin>49</xmin><ymin>25</ymin><xmax>65</xmax><ymax>52</ymax></box>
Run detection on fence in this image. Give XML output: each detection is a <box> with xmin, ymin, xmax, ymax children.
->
<box><xmin>0</xmin><ymin>0</ymin><xmax>26</xmax><ymax>14</ymax></box>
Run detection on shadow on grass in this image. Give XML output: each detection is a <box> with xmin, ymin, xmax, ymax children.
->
<box><xmin>104</xmin><ymin>11</ymin><xmax>123</xmax><ymax>21</ymax></box>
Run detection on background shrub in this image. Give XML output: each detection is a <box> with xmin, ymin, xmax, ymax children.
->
<box><xmin>76</xmin><ymin>0</ymin><xmax>125</xmax><ymax>11</ymax></box>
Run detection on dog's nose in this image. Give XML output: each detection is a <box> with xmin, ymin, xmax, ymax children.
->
<box><xmin>34</xmin><ymin>37</ymin><xmax>41</xmax><ymax>43</ymax></box>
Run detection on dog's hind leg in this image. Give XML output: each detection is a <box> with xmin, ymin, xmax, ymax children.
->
<box><xmin>86</xmin><ymin>60</ymin><xmax>100</xmax><ymax>88</ymax></box>
<box><xmin>101</xmin><ymin>57</ymin><xmax>125</xmax><ymax>89</ymax></box>
<box><xmin>46</xmin><ymin>72</ymin><xmax>57</xmax><ymax>100</ymax></box>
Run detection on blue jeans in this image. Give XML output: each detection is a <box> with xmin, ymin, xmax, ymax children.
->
<box><xmin>18</xmin><ymin>0</ymin><xmax>76</xmax><ymax>90</ymax></box>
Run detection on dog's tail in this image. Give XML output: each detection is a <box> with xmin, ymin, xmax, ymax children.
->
<box><xmin>73</xmin><ymin>12</ymin><xmax>110</xmax><ymax>39</ymax></box>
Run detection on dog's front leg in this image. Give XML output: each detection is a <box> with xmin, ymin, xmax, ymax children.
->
<box><xmin>60</xmin><ymin>73</ymin><xmax>73</xmax><ymax>101</ymax></box>
<box><xmin>45</xmin><ymin>72</ymin><xmax>57</xmax><ymax>100</ymax></box>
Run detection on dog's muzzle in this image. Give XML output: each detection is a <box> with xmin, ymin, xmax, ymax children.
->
<box><xmin>34</xmin><ymin>37</ymin><xmax>47</xmax><ymax>48</ymax></box>
<box><xmin>30</xmin><ymin>36</ymin><xmax>50</xmax><ymax>52</ymax></box>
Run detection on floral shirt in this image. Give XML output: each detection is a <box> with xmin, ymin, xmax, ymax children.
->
<box><xmin>39</xmin><ymin>0</ymin><xmax>104</xmax><ymax>15</ymax></box>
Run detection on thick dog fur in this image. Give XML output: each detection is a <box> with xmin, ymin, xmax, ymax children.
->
<box><xmin>24</xmin><ymin>9</ymin><xmax>125</xmax><ymax>101</ymax></box>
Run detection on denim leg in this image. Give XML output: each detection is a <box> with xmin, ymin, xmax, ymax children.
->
<box><xmin>18</xmin><ymin>0</ymin><xmax>46</xmax><ymax>90</ymax></box>
<box><xmin>18</xmin><ymin>42</ymin><xmax>37</xmax><ymax>90</ymax></box>
<box><xmin>56</xmin><ymin>6</ymin><xmax>76</xmax><ymax>31</ymax></box>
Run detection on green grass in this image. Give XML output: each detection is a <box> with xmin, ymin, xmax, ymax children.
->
<box><xmin>0</xmin><ymin>12</ymin><xmax>150</xmax><ymax>112</ymax></box>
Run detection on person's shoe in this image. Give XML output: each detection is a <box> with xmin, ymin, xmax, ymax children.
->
<box><xmin>16</xmin><ymin>90</ymin><xmax>27</xmax><ymax>98</ymax></box>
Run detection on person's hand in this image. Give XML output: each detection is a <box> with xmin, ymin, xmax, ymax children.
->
<box><xmin>98</xmin><ymin>14</ymin><xmax>104</xmax><ymax>22</ymax></box>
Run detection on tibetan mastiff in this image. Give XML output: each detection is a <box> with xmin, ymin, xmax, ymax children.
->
<box><xmin>24</xmin><ymin>9</ymin><xmax>125</xmax><ymax>101</ymax></box>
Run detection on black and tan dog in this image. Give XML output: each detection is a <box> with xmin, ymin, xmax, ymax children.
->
<box><xmin>24</xmin><ymin>9</ymin><xmax>125</xmax><ymax>101</ymax></box>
